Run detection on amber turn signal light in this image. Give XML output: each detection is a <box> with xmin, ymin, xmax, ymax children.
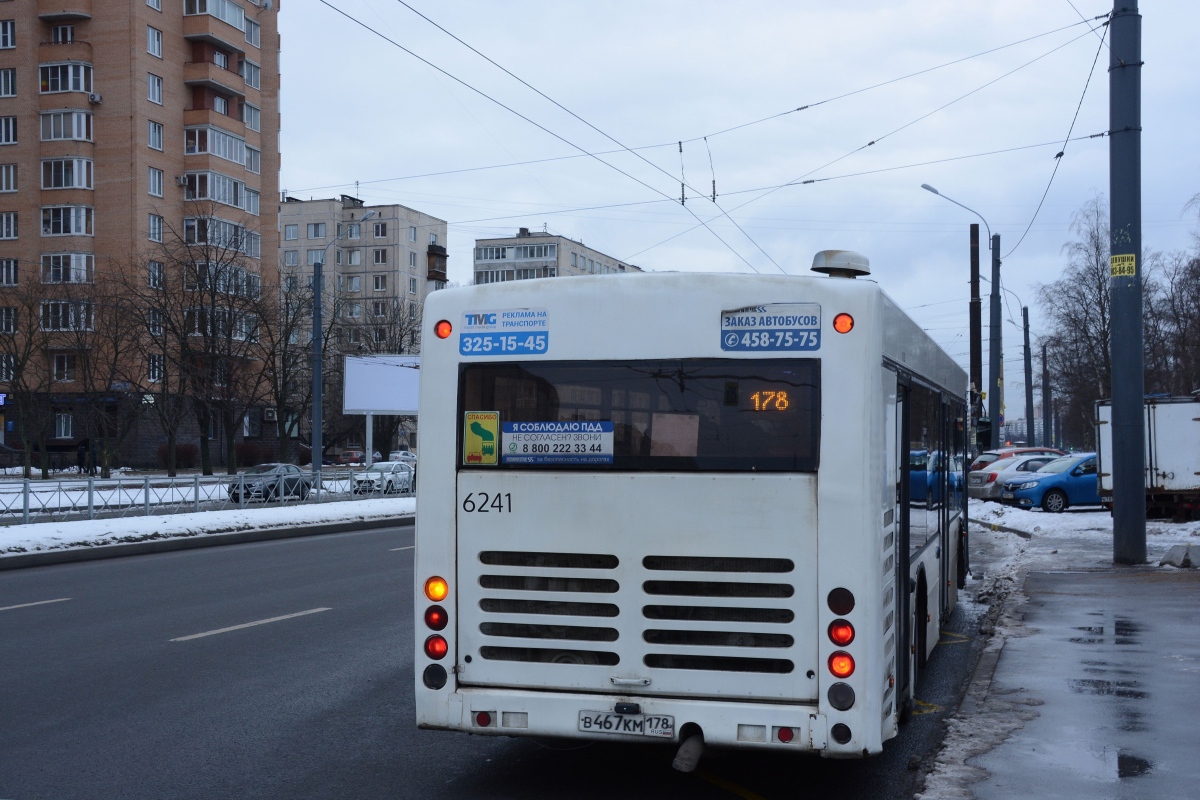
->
<box><xmin>424</xmin><ymin>576</ymin><xmax>449</xmax><ymax>602</ymax></box>
<box><xmin>833</xmin><ymin>313</ymin><xmax>854</xmax><ymax>334</ymax></box>
<box><xmin>434</xmin><ymin>319</ymin><xmax>453</xmax><ymax>339</ymax></box>
<box><xmin>829</xmin><ymin>651</ymin><xmax>855</xmax><ymax>678</ymax></box>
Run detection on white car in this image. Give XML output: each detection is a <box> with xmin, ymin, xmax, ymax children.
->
<box><xmin>967</xmin><ymin>454</ymin><xmax>1057</xmax><ymax>500</ymax></box>
<box><xmin>352</xmin><ymin>461</ymin><xmax>414</xmax><ymax>494</ymax></box>
<box><xmin>389</xmin><ymin>450</ymin><xmax>418</xmax><ymax>463</ymax></box>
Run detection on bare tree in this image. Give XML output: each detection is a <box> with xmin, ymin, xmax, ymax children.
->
<box><xmin>0</xmin><ymin>267</ymin><xmax>57</xmax><ymax>478</ymax></box>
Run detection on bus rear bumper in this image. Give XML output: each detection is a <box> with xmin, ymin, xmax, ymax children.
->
<box><xmin>416</xmin><ymin>686</ymin><xmax>872</xmax><ymax>755</ymax></box>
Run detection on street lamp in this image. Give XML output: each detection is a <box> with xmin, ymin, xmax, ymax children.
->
<box><xmin>922</xmin><ymin>184</ymin><xmax>1003</xmax><ymax>449</ymax></box>
<box><xmin>312</xmin><ymin>209</ymin><xmax>376</xmax><ymax>490</ymax></box>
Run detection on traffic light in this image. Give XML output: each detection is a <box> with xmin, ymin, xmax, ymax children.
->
<box><xmin>975</xmin><ymin>418</ymin><xmax>991</xmax><ymax>450</ymax></box>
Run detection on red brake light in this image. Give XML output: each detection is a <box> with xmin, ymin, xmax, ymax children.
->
<box><xmin>434</xmin><ymin>320</ymin><xmax>453</xmax><ymax>339</ymax></box>
<box><xmin>829</xmin><ymin>651</ymin><xmax>855</xmax><ymax>678</ymax></box>
<box><xmin>425</xmin><ymin>605</ymin><xmax>448</xmax><ymax>631</ymax></box>
<box><xmin>424</xmin><ymin>634</ymin><xmax>448</xmax><ymax>660</ymax></box>
<box><xmin>828</xmin><ymin>620</ymin><xmax>855</xmax><ymax>647</ymax></box>
<box><xmin>986</xmin><ymin>472</ymin><xmax>998</xmax><ymax>483</ymax></box>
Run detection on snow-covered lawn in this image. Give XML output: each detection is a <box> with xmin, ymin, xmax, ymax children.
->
<box><xmin>0</xmin><ymin>497</ymin><xmax>414</xmax><ymax>555</ymax></box>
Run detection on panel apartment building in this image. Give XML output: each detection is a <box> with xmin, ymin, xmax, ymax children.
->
<box><xmin>0</xmin><ymin>0</ymin><xmax>280</xmax><ymax>468</ymax></box>
<box><xmin>473</xmin><ymin>227</ymin><xmax>641</xmax><ymax>284</ymax></box>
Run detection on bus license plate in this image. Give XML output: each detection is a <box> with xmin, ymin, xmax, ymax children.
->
<box><xmin>1001</xmin><ymin>492</ymin><xmax>1014</xmax><ymax>499</ymax></box>
<box><xmin>578</xmin><ymin>711</ymin><xmax>674</xmax><ymax>738</ymax></box>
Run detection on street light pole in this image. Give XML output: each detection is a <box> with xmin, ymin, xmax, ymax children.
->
<box><xmin>921</xmin><ymin>184</ymin><xmax>1001</xmax><ymax>448</ymax></box>
<box><xmin>311</xmin><ymin>210</ymin><xmax>376</xmax><ymax>489</ymax></box>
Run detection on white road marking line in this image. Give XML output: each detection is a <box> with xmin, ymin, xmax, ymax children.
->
<box><xmin>389</xmin><ymin>546</ymin><xmax>415</xmax><ymax>551</ymax></box>
<box><xmin>170</xmin><ymin>607</ymin><xmax>331</xmax><ymax>642</ymax></box>
<box><xmin>0</xmin><ymin>597</ymin><xmax>72</xmax><ymax>613</ymax></box>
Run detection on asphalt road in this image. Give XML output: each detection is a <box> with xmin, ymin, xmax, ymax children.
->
<box><xmin>0</xmin><ymin>527</ymin><xmax>985</xmax><ymax>800</ymax></box>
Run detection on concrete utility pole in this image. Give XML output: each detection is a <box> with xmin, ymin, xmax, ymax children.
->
<box><xmin>1109</xmin><ymin>0</ymin><xmax>1146</xmax><ymax>564</ymax></box>
<box><xmin>970</xmin><ymin>225</ymin><xmax>983</xmax><ymax>443</ymax></box>
<box><xmin>989</xmin><ymin>233</ymin><xmax>1002</xmax><ymax>449</ymax></box>
<box><xmin>312</xmin><ymin>258</ymin><xmax>324</xmax><ymax>486</ymax></box>
<box><xmin>1042</xmin><ymin>343</ymin><xmax>1052</xmax><ymax>447</ymax></box>
<box><xmin>1023</xmin><ymin>307</ymin><xmax>1034</xmax><ymax>446</ymax></box>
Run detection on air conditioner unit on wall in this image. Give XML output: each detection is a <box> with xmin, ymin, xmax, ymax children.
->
<box><xmin>175</xmin><ymin>175</ymin><xmax>188</xmax><ymax>186</ymax></box>
<box><xmin>88</xmin><ymin>93</ymin><xmax>102</xmax><ymax>105</ymax></box>
<box><xmin>263</xmin><ymin>408</ymin><xmax>278</xmax><ymax>422</ymax></box>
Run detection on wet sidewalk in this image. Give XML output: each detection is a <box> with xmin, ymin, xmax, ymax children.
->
<box><xmin>970</xmin><ymin>569</ymin><xmax>1200</xmax><ymax>798</ymax></box>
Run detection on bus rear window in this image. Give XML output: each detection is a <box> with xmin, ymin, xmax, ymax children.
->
<box><xmin>459</xmin><ymin>359</ymin><xmax>819</xmax><ymax>472</ymax></box>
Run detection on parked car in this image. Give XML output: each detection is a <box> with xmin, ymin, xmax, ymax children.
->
<box><xmin>352</xmin><ymin>461</ymin><xmax>414</xmax><ymax>494</ymax></box>
<box><xmin>337</xmin><ymin>449</ymin><xmax>364</xmax><ymax>465</ymax></box>
<box><xmin>967</xmin><ymin>454</ymin><xmax>1058</xmax><ymax>500</ymax></box>
<box><xmin>389</xmin><ymin>450</ymin><xmax>418</xmax><ymax>463</ymax></box>
<box><xmin>229</xmin><ymin>463</ymin><xmax>312</xmax><ymax>502</ymax></box>
<box><xmin>999</xmin><ymin>453</ymin><xmax>1101</xmax><ymax>512</ymax></box>
<box><xmin>969</xmin><ymin>446</ymin><xmax>1065</xmax><ymax>472</ymax></box>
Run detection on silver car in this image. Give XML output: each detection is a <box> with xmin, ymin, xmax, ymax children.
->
<box><xmin>352</xmin><ymin>461</ymin><xmax>414</xmax><ymax>494</ymax></box>
<box><xmin>967</xmin><ymin>454</ymin><xmax>1057</xmax><ymax>500</ymax></box>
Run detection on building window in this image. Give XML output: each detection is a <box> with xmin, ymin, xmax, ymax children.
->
<box><xmin>0</xmin><ymin>259</ymin><xmax>15</xmax><ymax>285</ymax></box>
<box><xmin>245</xmin><ymin>18</ymin><xmax>260</xmax><ymax>48</ymax></box>
<box><xmin>148</xmin><ymin>166</ymin><xmax>163</xmax><ymax>197</ymax></box>
<box><xmin>213</xmin><ymin>51</ymin><xmax>228</xmax><ymax>70</ymax></box>
<box><xmin>345</xmin><ymin>302</ymin><xmax>361</xmax><ymax>319</ymax></box>
<box><xmin>284</xmin><ymin>224</ymin><xmax>297</xmax><ymax>240</ymax></box>
<box><xmin>0</xmin><ymin>353</ymin><xmax>12</xmax><ymax>381</ymax></box>
<box><xmin>55</xmin><ymin>412</ymin><xmax>73</xmax><ymax>439</ymax></box>
<box><xmin>245</xmin><ymin>189</ymin><xmax>259</xmax><ymax>216</ymax></box>
<box><xmin>41</xmin><ymin>110</ymin><xmax>90</xmax><ymax>142</ymax></box>
<box><xmin>54</xmin><ymin>354</ymin><xmax>77</xmax><ymax>382</ymax></box>
<box><xmin>148</xmin><ymin>354</ymin><xmax>163</xmax><ymax>383</ymax></box>
<box><xmin>307</xmin><ymin>223</ymin><xmax>325</xmax><ymax>239</ymax></box>
<box><xmin>245</xmin><ymin>146</ymin><xmax>260</xmax><ymax>174</ymax></box>
<box><xmin>409</xmin><ymin>226</ymin><xmax>417</xmax><ymax>242</ymax></box>
<box><xmin>408</xmin><ymin>251</ymin><xmax>417</xmax><ymax>269</ymax></box>
<box><xmin>409</xmin><ymin>277</ymin><xmax>417</xmax><ymax>294</ymax></box>
<box><xmin>373</xmin><ymin>249</ymin><xmax>387</xmax><ymax>265</ymax></box>
<box><xmin>148</xmin><ymin>0</ymin><xmax>162</xmax><ymax>11</ymax></box>
<box><xmin>148</xmin><ymin>213</ymin><xmax>163</xmax><ymax>242</ymax></box>
<box><xmin>476</xmin><ymin>247</ymin><xmax>510</xmax><ymax>261</ymax></box>
<box><xmin>0</xmin><ymin>211</ymin><xmax>15</xmax><ymax>239</ymax></box>
<box><xmin>334</xmin><ymin>249</ymin><xmax>342</xmax><ymax>266</ymax></box>
<box><xmin>213</xmin><ymin>95</ymin><xmax>228</xmax><ymax>115</ymax></box>
<box><xmin>0</xmin><ymin>68</ymin><xmax>14</xmax><ymax>97</ymax></box>
<box><xmin>0</xmin><ymin>306</ymin><xmax>14</xmax><ymax>333</ymax></box>
<box><xmin>430</xmin><ymin>233</ymin><xmax>438</xmax><ymax>245</ymax></box>
<box><xmin>42</xmin><ymin>206</ymin><xmax>92</xmax><ymax>236</ymax></box>
<box><xmin>42</xmin><ymin>301</ymin><xmax>92</xmax><ymax>331</ymax></box>
<box><xmin>242</xmin><ymin>102</ymin><xmax>260</xmax><ymax>131</ymax></box>
<box><xmin>0</xmin><ymin>21</ymin><xmax>13</xmax><ymax>50</ymax></box>
<box><xmin>241</xmin><ymin>59</ymin><xmax>260</xmax><ymax>89</ymax></box>
<box><xmin>148</xmin><ymin>309</ymin><xmax>163</xmax><ymax>336</ymax></box>
<box><xmin>409</xmin><ymin>304</ymin><xmax>418</xmax><ymax>321</ymax></box>
<box><xmin>41</xmin><ymin>158</ymin><xmax>92</xmax><ymax>190</ymax></box>
<box><xmin>147</xmin><ymin>26</ymin><xmax>163</xmax><ymax>58</ymax></box>
<box><xmin>373</xmin><ymin>275</ymin><xmax>386</xmax><ymax>291</ymax></box>
<box><xmin>148</xmin><ymin>120</ymin><xmax>163</xmax><ymax>150</ymax></box>
<box><xmin>39</xmin><ymin>63</ymin><xmax>92</xmax><ymax>94</ymax></box>
<box><xmin>514</xmin><ymin>243</ymin><xmax>557</xmax><ymax>259</ymax></box>
<box><xmin>306</xmin><ymin>249</ymin><xmax>323</xmax><ymax>266</ymax></box>
<box><xmin>346</xmin><ymin>249</ymin><xmax>361</xmax><ymax>266</ymax></box>
<box><xmin>148</xmin><ymin>261</ymin><xmax>164</xmax><ymax>288</ymax></box>
<box><xmin>185</xmin><ymin>0</ymin><xmax>245</xmax><ymax>31</ymax></box>
<box><xmin>0</xmin><ymin>116</ymin><xmax>15</xmax><ymax>145</ymax></box>
<box><xmin>372</xmin><ymin>300</ymin><xmax>387</xmax><ymax>317</ymax></box>
<box><xmin>283</xmin><ymin>250</ymin><xmax>298</xmax><ymax>267</ymax></box>
<box><xmin>346</xmin><ymin>223</ymin><xmax>360</xmax><ymax>239</ymax></box>
<box><xmin>51</xmin><ymin>25</ymin><xmax>73</xmax><ymax>44</ymax></box>
<box><xmin>373</xmin><ymin>222</ymin><xmax>387</xmax><ymax>238</ymax></box>
<box><xmin>185</xmin><ymin>125</ymin><xmax>246</xmax><ymax>164</ymax></box>
<box><xmin>343</xmin><ymin>276</ymin><xmax>361</xmax><ymax>292</ymax></box>
<box><xmin>41</xmin><ymin>253</ymin><xmax>92</xmax><ymax>284</ymax></box>
<box><xmin>0</xmin><ymin>163</ymin><xmax>14</xmax><ymax>192</ymax></box>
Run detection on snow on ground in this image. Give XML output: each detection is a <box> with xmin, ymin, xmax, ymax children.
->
<box><xmin>0</xmin><ymin>497</ymin><xmax>414</xmax><ymax>555</ymax></box>
<box><xmin>916</xmin><ymin>501</ymin><xmax>1200</xmax><ymax>798</ymax></box>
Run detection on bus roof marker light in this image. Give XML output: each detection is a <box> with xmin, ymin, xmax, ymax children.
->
<box><xmin>833</xmin><ymin>313</ymin><xmax>855</xmax><ymax>334</ymax></box>
<box><xmin>434</xmin><ymin>320</ymin><xmax>453</xmax><ymax>339</ymax></box>
<box><xmin>424</xmin><ymin>576</ymin><xmax>449</xmax><ymax>602</ymax></box>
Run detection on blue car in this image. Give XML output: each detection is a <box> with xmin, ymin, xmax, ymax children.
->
<box><xmin>1000</xmin><ymin>453</ymin><xmax>1101</xmax><ymax>512</ymax></box>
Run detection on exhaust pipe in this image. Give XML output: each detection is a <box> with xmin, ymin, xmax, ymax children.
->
<box><xmin>672</xmin><ymin>732</ymin><xmax>705</xmax><ymax>773</ymax></box>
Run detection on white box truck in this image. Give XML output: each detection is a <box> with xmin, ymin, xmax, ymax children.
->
<box><xmin>1095</xmin><ymin>396</ymin><xmax>1200</xmax><ymax>520</ymax></box>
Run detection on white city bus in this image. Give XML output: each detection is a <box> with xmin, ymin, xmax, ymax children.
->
<box><xmin>414</xmin><ymin>251</ymin><xmax>967</xmax><ymax>761</ymax></box>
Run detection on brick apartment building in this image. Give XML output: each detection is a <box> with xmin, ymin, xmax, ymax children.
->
<box><xmin>0</xmin><ymin>0</ymin><xmax>280</xmax><ymax>472</ymax></box>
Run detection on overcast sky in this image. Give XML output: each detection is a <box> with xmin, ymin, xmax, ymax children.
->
<box><xmin>279</xmin><ymin>0</ymin><xmax>1200</xmax><ymax>410</ymax></box>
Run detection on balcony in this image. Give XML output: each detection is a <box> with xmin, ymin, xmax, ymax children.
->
<box><xmin>37</xmin><ymin>0</ymin><xmax>92</xmax><ymax>21</ymax></box>
<box><xmin>427</xmin><ymin>244</ymin><xmax>448</xmax><ymax>283</ymax></box>
<box><xmin>38</xmin><ymin>40</ymin><xmax>93</xmax><ymax>63</ymax></box>
<box><xmin>182</xmin><ymin>14</ymin><xmax>245</xmax><ymax>55</ymax></box>
<box><xmin>183</xmin><ymin>61</ymin><xmax>245</xmax><ymax>98</ymax></box>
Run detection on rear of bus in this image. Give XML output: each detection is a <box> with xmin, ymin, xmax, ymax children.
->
<box><xmin>414</xmin><ymin>270</ymin><xmax>894</xmax><ymax>757</ymax></box>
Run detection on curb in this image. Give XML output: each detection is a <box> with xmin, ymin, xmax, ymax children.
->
<box><xmin>968</xmin><ymin>517</ymin><xmax>1032</xmax><ymax>540</ymax></box>
<box><xmin>0</xmin><ymin>515</ymin><xmax>414</xmax><ymax>571</ymax></box>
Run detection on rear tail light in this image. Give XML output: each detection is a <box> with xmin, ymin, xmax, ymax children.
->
<box><xmin>829</xmin><ymin>651</ymin><xmax>855</xmax><ymax>678</ymax></box>
<box><xmin>986</xmin><ymin>472</ymin><xmax>998</xmax><ymax>483</ymax></box>
<box><xmin>828</xmin><ymin>620</ymin><xmax>855</xmax><ymax>647</ymax></box>
<box><xmin>475</xmin><ymin>711</ymin><xmax>492</xmax><ymax>727</ymax></box>
<box><xmin>425</xmin><ymin>605</ymin><xmax>448</xmax><ymax>631</ymax></box>
<box><xmin>827</xmin><ymin>588</ymin><xmax>855</xmax><ymax>615</ymax></box>
<box><xmin>434</xmin><ymin>320</ymin><xmax>453</xmax><ymax>339</ymax></box>
<box><xmin>831</xmin><ymin>723</ymin><xmax>852</xmax><ymax>744</ymax></box>
<box><xmin>776</xmin><ymin>726</ymin><xmax>794</xmax><ymax>743</ymax></box>
<box><xmin>422</xmin><ymin>664</ymin><xmax>447</xmax><ymax>690</ymax></box>
<box><xmin>424</xmin><ymin>576</ymin><xmax>449</xmax><ymax>602</ymax></box>
<box><xmin>424</xmin><ymin>634</ymin><xmax>448</xmax><ymax>660</ymax></box>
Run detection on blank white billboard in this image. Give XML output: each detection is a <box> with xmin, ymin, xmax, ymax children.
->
<box><xmin>343</xmin><ymin>355</ymin><xmax>421</xmax><ymax>415</ymax></box>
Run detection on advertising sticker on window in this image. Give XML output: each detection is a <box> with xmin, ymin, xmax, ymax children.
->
<box><xmin>463</xmin><ymin>411</ymin><xmax>500</xmax><ymax>465</ymax></box>
<box><xmin>502</xmin><ymin>421</ymin><xmax>614</xmax><ymax>465</ymax></box>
